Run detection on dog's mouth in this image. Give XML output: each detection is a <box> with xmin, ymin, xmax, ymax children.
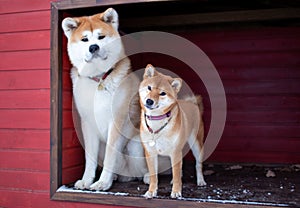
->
<box><xmin>85</xmin><ymin>50</ymin><xmax>108</xmax><ymax>63</ymax></box>
<box><xmin>145</xmin><ymin>104</ymin><xmax>159</xmax><ymax>110</ymax></box>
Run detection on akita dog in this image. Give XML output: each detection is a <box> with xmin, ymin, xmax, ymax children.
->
<box><xmin>139</xmin><ymin>64</ymin><xmax>207</xmax><ymax>199</ymax></box>
<box><xmin>62</xmin><ymin>8</ymin><xmax>149</xmax><ymax>191</ymax></box>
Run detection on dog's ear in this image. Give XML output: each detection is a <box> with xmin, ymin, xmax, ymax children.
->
<box><xmin>143</xmin><ymin>64</ymin><xmax>157</xmax><ymax>79</ymax></box>
<box><xmin>101</xmin><ymin>8</ymin><xmax>119</xmax><ymax>30</ymax></box>
<box><xmin>171</xmin><ymin>78</ymin><xmax>182</xmax><ymax>93</ymax></box>
<box><xmin>62</xmin><ymin>17</ymin><xmax>80</xmax><ymax>39</ymax></box>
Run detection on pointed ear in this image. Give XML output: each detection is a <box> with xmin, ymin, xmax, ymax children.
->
<box><xmin>143</xmin><ymin>64</ymin><xmax>157</xmax><ymax>79</ymax></box>
<box><xmin>101</xmin><ymin>8</ymin><xmax>119</xmax><ymax>30</ymax></box>
<box><xmin>171</xmin><ymin>78</ymin><xmax>182</xmax><ymax>93</ymax></box>
<box><xmin>62</xmin><ymin>17</ymin><xmax>79</xmax><ymax>39</ymax></box>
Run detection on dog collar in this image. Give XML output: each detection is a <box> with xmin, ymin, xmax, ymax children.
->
<box><xmin>88</xmin><ymin>67</ymin><xmax>114</xmax><ymax>83</ymax></box>
<box><xmin>145</xmin><ymin>111</ymin><xmax>172</xmax><ymax>134</ymax></box>
<box><xmin>145</xmin><ymin>111</ymin><xmax>171</xmax><ymax>121</ymax></box>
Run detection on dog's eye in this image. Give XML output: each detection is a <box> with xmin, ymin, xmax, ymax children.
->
<box><xmin>98</xmin><ymin>35</ymin><xmax>105</xmax><ymax>40</ymax></box>
<box><xmin>147</xmin><ymin>86</ymin><xmax>152</xmax><ymax>91</ymax></box>
<box><xmin>81</xmin><ymin>37</ymin><xmax>88</xmax><ymax>42</ymax></box>
<box><xmin>160</xmin><ymin>92</ymin><xmax>166</xmax><ymax>96</ymax></box>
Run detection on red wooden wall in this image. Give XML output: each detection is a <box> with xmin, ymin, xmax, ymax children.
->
<box><xmin>0</xmin><ymin>1</ymin><xmax>123</xmax><ymax>207</ymax></box>
<box><xmin>0</xmin><ymin>0</ymin><xmax>299</xmax><ymax>207</ymax></box>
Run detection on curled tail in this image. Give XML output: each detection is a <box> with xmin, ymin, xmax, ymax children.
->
<box><xmin>183</xmin><ymin>95</ymin><xmax>204</xmax><ymax>115</ymax></box>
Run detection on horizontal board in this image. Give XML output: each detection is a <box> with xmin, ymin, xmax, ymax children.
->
<box><xmin>0</xmin><ymin>0</ymin><xmax>51</xmax><ymax>14</ymax></box>
<box><xmin>216</xmin><ymin>137</ymin><xmax>300</xmax><ymax>153</ymax></box>
<box><xmin>62</xmin><ymin>147</ymin><xmax>85</xmax><ymax>169</ymax></box>
<box><xmin>217</xmin><ymin>67</ymin><xmax>300</xmax><ymax>80</ymax></box>
<box><xmin>62</xmin><ymin>165</ymin><xmax>84</xmax><ymax>185</ymax></box>
<box><xmin>0</xmin><ymin>109</ymin><xmax>49</xmax><ymax>129</ymax></box>
<box><xmin>0</xmin><ymin>30</ymin><xmax>50</xmax><ymax>52</ymax></box>
<box><xmin>227</xmin><ymin>95</ymin><xmax>300</xmax><ymax>111</ymax></box>
<box><xmin>211</xmin><ymin>51</ymin><xmax>300</xmax><ymax>68</ymax></box>
<box><xmin>0</xmin><ymin>170</ymin><xmax>49</xmax><ymax>191</ymax></box>
<box><xmin>0</xmin><ymin>129</ymin><xmax>50</xmax><ymax>150</ymax></box>
<box><xmin>0</xmin><ymin>70</ymin><xmax>50</xmax><ymax>90</ymax></box>
<box><xmin>0</xmin><ymin>90</ymin><xmax>50</xmax><ymax>109</ymax></box>
<box><xmin>0</xmin><ymin>11</ymin><xmax>50</xmax><ymax>33</ymax></box>
<box><xmin>62</xmin><ymin>129</ymin><xmax>82</xmax><ymax>149</ymax></box>
<box><xmin>0</xmin><ymin>150</ymin><xmax>49</xmax><ymax>171</ymax></box>
<box><xmin>63</xmin><ymin>91</ymin><xmax>73</xmax><ymax>110</ymax></box>
<box><xmin>179</xmin><ymin>27</ymin><xmax>300</xmax><ymax>44</ymax></box>
<box><xmin>227</xmin><ymin>111</ymin><xmax>300</xmax><ymax>124</ymax></box>
<box><xmin>0</xmin><ymin>189</ymin><xmax>113</xmax><ymax>208</ymax></box>
<box><xmin>183</xmin><ymin>34</ymin><xmax>300</xmax><ymax>54</ymax></box>
<box><xmin>0</xmin><ymin>50</ymin><xmax>50</xmax><ymax>70</ymax></box>
<box><xmin>63</xmin><ymin>111</ymin><xmax>75</xmax><ymax>129</ymax></box>
<box><xmin>209</xmin><ymin>151</ymin><xmax>300</xmax><ymax>163</ymax></box>
<box><xmin>222</xmin><ymin>125</ymin><xmax>300</xmax><ymax>138</ymax></box>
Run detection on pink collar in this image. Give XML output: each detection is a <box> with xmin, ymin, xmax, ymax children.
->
<box><xmin>145</xmin><ymin>111</ymin><xmax>171</xmax><ymax>121</ymax></box>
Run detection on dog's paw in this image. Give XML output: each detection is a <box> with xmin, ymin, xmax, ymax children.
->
<box><xmin>144</xmin><ymin>190</ymin><xmax>157</xmax><ymax>199</ymax></box>
<box><xmin>74</xmin><ymin>179</ymin><xmax>93</xmax><ymax>190</ymax></box>
<box><xmin>143</xmin><ymin>173</ymin><xmax>150</xmax><ymax>184</ymax></box>
<box><xmin>90</xmin><ymin>180</ymin><xmax>112</xmax><ymax>191</ymax></box>
<box><xmin>170</xmin><ymin>191</ymin><xmax>182</xmax><ymax>199</ymax></box>
<box><xmin>197</xmin><ymin>179</ymin><xmax>207</xmax><ymax>186</ymax></box>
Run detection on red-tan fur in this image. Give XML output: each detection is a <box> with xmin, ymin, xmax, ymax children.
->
<box><xmin>139</xmin><ymin>64</ymin><xmax>206</xmax><ymax>199</ymax></box>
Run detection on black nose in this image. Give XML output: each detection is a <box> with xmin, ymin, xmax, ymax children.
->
<box><xmin>146</xmin><ymin>99</ymin><xmax>154</xmax><ymax>106</ymax></box>
<box><xmin>89</xmin><ymin>44</ymin><xmax>99</xmax><ymax>54</ymax></box>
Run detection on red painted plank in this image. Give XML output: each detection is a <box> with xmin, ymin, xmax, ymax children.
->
<box><xmin>210</xmin><ymin>51</ymin><xmax>300</xmax><ymax>68</ymax></box>
<box><xmin>0</xmin><ymin>150</ymin><xmax>49</xmax><ymax>171</ymax></box>
<box><xmin>222</xmin><ymin>125</ymin><xmax>300</xmax><ymax>138</ymax></box>
<box><xmin>63</xmin><ymin>110</ymin><xmax>75</xmax><ymax>129</ymax></box>
<box><xmin>0</xmin><ymin>31</ymin><xmax>50</xmax><ymax>52</ymax></box>
<box><xmin>0</xmin><ymin>50</ymin><xmax>50</xmax><ymax>70</ymax></box>
<box><xmin>63</xmin><ymin>91</ymin><xmax>73</xmax><ymax>110</ymax></box>
<box><xmin>0</xmin><ymin>109</ymin><xmax>49</xmax><ymax>129</ymax></box>
<box><xmin>0</xmin><ymin>90</ymin><xmax>50</xmax><ymax>109</ymax></box>
<box><xmin>0</xmin><ymin>129</ymin><xmax>50</xmax><ymax>150</ymax></box>
<box><xmin>180</xmin><ymin>27</ymin><xmax>300</xmax><ymax>45</ymax></box>
<box><xmin>0</xmin><ymin>0</ymin><xmax>51</xmax><ymax>14</ymax></box>
<box><xmin>186</xmin><ymin>36</ymin><xmax>300</xmax><ymax>54</ymax></box>
<box><xmin>209</xmin><ymin>151</ymin><xmax>300</xmax><ymax>163</ymax></box>
<box><xmin>217</xmin><ymin>67</ymin><xmax>300</xmax><ymax>80</ymax></box>
<box><xmin>62</xmin><ymin>165</ymin><xmax>84</xmax><ymax>185</ymax></box>
<box><xmin>0</xmin><ymin>70</ymin><xmax>50</xmax><ymax>90</ymax></box>
<box><xmin>0</xmin><ymin>189</ymin><xmax>116</xmax><ymax>208</ymax></box>
<box><xmin>0</xmin><ymin>170</ymin><xmax>49</xmax><ymax>191</ymax></box>
<box><xmin>227</xmin><ymin>111</ymin><xmax>300</xmax><ymax>124</ymax></box>
<box><xmin>216</xmin><ymin>137</ymin><xmax>300</xmax><ymax>153</ymax></box>
<box><xmin>227</xmin><ymin>96</ymin><xmax>300</xmax><ymax>111</ymax></box>
<box><xmin>221</xmin><ymin>80</ymin><xmax>300</xmax><ymax>95</ymax></box>
<box><xmin>0</xmin><ymin>11</ymin><xmax>50</xmax><ymax>33</ymax></box>
<box><xmin>62</xmin><ymin>147</ymin><xmax>84</xmax><ymax>169</ymax></box>
<box><xmin>62</xmin><ymin>129</ymin><xmax>82</xmax><ymax>149</ymax></box>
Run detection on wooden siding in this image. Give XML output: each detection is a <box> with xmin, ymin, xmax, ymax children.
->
<box><xmin>0</xmin><ymin>1</ymin><xmax>105</xmax><ymax>207</ymax></box>
<box><xmin>1</xmin><ymin>0</ymin><xmax>300</xmax><ymax>208</ymax></box>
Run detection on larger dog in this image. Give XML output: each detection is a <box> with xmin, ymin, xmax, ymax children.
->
<box><xmin>62</xmin><ymin>8</ymin><xmax>149</xmax><ymax>191</ymax></box>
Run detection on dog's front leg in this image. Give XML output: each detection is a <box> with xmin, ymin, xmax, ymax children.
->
<box><xmin>74</xmin><ymin>122</ymin><xmax>100</xmax><ymax>190</ymax></box>
<box><xmin>90</xmin><ymin>125</ymin><xmax>125</xmax><ymax>191</ymax></box>
<box><xmin>170</xmin><ymin>151</ymin><xmax>183</xmax><ymax>198</ymax></box>
<box><xmin>144</xmin><ymin>150</ymin><xmax>158</xmax><ymax>199</ymax></box>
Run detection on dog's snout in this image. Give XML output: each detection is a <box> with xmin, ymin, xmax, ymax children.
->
<box><xmin>89</xmin><ymin>44</ymin><xmax>99</xmax><ymax>54</ymax></box>
<box><xmin>146</xmin><ymin>99</ymin><xmax>154</xmax><ymax>106</ymax></box>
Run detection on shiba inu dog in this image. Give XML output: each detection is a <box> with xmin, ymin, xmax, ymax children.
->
<box><xmin>139</xmin><ymin>64</ymin><xmax>207</xmax><ymax>199</ymax></box>
<box><xmin>62</xmin><ymin>8</ymin><xmax>149</xmax><ymax>191</ymax></box>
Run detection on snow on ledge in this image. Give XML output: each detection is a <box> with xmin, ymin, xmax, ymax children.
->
<box><xmin>57</xmin><ymin>185</ymin><xmax>289</xmax><ymax>207</ymax></box>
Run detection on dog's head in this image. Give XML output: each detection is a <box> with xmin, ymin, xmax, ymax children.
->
<box><xmin>139</xmin><ymin>64</ymin><xmax>182</xmax><ymax>114</ymax></box>
<box><xmin>62</xmin><ymin>8</ymin><xmax>124</xmax><ymax>75</ymax></box>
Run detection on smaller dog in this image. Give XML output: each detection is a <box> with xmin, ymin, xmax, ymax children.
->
<box><xmin>139</xmin><ymin>64</ymin><xmax>206</xmax><ymax>199</ymax></box>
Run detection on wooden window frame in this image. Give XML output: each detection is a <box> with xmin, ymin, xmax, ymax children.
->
<box><xmin>50</xmin><ymin>0</ymin><xmax>300</xmax><ymax>207</ymax></box>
